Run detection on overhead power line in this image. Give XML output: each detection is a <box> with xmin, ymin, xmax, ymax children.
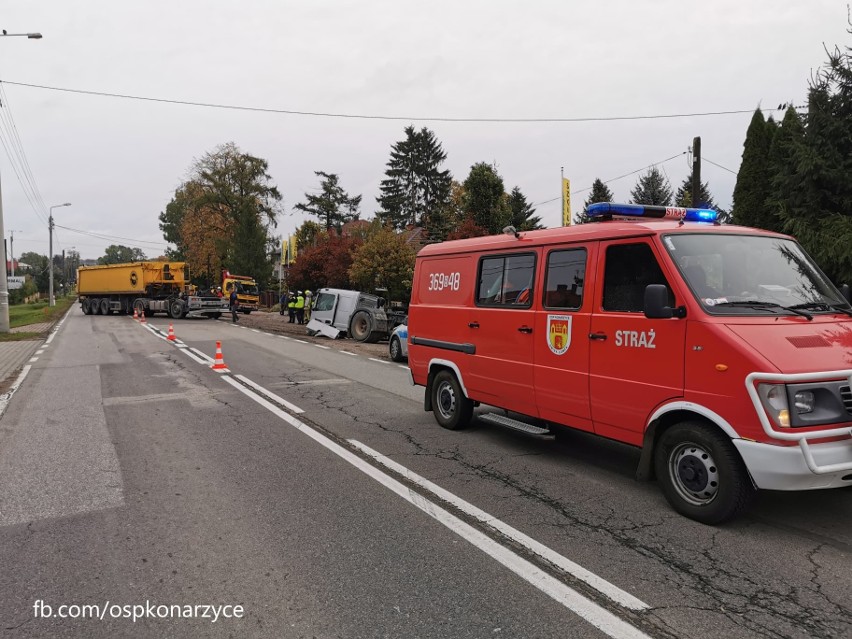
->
<box><xmin>532</xmin><ymin>152</ymin><xmax>687</xmax><ymax>207</ymax></box>
<box><xmin>0</xmin><ymin>84</ymin><xmax>50</xmax><ymax>222</ymax></box>
<box><xmin>703</xmin><ymin>156</ymin><xmax>738</xmax><ymax>175</ymax></box>
<box><xmin>54</xmin><ymin>224</ymin><xmax>170</xmax><ymax>250</ymax></box>
<box><xmin>0</xmin><ymin>79</ymin><xmax>784</xmax><ymax>124</ymax></box>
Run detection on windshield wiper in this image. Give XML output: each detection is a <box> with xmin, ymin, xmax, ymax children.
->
<box><xmin>714</xmin><ymin>300</ymin><xmax>813</xmax><ymax>320</ymax></box>
<box><xmin>788</xmin><ymin>302</ymin><xmax>852</xmax><ymax>318</ymax></box>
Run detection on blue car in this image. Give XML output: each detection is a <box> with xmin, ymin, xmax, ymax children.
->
<box><xmin>388</xmin><ymin>323</ymin><xmax>408</xmax><ymax>362</ymax></box>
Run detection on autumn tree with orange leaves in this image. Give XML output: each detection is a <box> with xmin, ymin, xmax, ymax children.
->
<box><xmin>159</xmin><ymin>142</ymin><xmax>281</xmax><ymax>288</ymax></box>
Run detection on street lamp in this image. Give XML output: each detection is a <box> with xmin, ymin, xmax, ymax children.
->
<box><xmin>0</xmin><ymin>29</ymin><xmax>42</xmax><ymax>332</ymax></box>
<box><xmin>49</xmin><ymin>203</ymin><xmax>71</xmax><ymax>306</ymax></box>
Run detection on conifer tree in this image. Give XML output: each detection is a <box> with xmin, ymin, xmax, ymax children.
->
<box><xmin>765</xmin><ymin>106</ymin><xmax>805</xmax><ymax>235</ymax></box>
<box><xmin>507</xmin><ymin>187</ymin><xmax>544</xmax><ymax>231</ymax></box>
<box><xmin>630</xmin><ymin>167</ymin><xmax>673</xmax><ymax>206</ymax></box>
<box><xmin>294</xmin><ymin>171</ymin><xmax>361</xmax><ymax>232</ymax></box>
<box><xmin>463</xmin><ymin>163</ymin><xmax>510</xmax><ymax>234</ymax></box>
<box><xmin>377</xmin><ymin>126</ymin><xmax>452</xmax><ymax>231</ymax></box>
<box><xmin>775</xmin><ymin>39</ymin><xmax>852</xmax><ymax>284</ymax></box>
<box><xmin>732</xmin><ymin>109</ymin><xmax>773</xmax><ymax>227</ymax></box>
<box><xmin>577</xmin><ymin>178</ymin><xmax>614</xmax><ymax>223</ymax></box>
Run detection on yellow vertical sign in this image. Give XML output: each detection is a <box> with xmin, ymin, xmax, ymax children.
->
<box><xmin>562</xmin><ymin>178</ymin><xmax>572</xmax><ymax>226</ymax></box>
<box><xmin>282</xmin><ymin>237</ymin><xmax>288</xmax><ymax>265</ymax></box>
<box><xmin>289</xmin><ymin>235</ymin><xmax>298</xmax><ymax>264</ymax></box>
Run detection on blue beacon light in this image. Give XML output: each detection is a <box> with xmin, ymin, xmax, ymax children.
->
<box><xmin>586</xmin><ymin>202</ymin><xmax>718</xmax><ymax>223</ymax></box>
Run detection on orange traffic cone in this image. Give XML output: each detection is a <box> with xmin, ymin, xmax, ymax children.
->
<box><xmin>132</xmin><ymin>308</ymin><xmax>138</xmax><ymax>320</ymax></box>
<box><xmin>211</xmin><ymin>341</ymin><xmax>229</xmax><ymax>372</ymax></box>
<box><xmin>167</xmin><ymin>323</ymin><xmax>177</xmax><ymax>341</ymax></box>
<box><xmin>139</xmin><ymin>310</ymin><xmax>146</xmax><ymax>324</ymax></box>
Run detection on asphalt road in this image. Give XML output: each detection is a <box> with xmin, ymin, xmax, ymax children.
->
<box><xmin>0</xmin><ymin>311</ymin><xmax>849</xmax><ymax>638</ymax></box>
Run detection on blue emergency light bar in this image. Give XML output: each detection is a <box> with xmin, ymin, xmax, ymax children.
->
<box><xmin>586</xmin><ymin>202</ymin><xmax>718</xmax><ymax>223</ymax></box>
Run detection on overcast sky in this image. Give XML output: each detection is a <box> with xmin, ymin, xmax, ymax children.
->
<box><xmin>1</xmin><ymin>0</ymin><xmax>848</xmax><ymax>261</ymax></box>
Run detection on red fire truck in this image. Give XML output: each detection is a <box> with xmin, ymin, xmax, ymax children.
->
<box><xmin>407</xmin><ymin>203</ymin><xmax>852</xmax><ymax>524</ymax></box>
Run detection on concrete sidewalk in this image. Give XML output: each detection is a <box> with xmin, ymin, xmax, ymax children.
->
<box><xmin>0</xmin><ymin>322</ymin><xmax>57</xmax><ymax>394</ymax></box>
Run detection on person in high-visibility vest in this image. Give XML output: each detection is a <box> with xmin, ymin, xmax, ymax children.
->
<box><xmin>295</xmin><ymin>291</ymin><xmax>306</xmax><ymax>324</ymax></box>
<box><xmin>304</xmin><ymin>290</ymin><xmax>313</xmax><ymax>323</ymax></box>
<box><xmin>287</xmin><ymin>291</ymin><xmax>296</xmax><ymax>323</ymax></box>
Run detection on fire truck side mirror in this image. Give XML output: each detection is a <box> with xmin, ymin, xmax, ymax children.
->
<box><xmin>644</xmin><ymin>284</ymin><xmax>674</xmax><ymax>319</ymax></box>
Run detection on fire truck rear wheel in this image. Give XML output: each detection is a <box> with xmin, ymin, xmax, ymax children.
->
<box><xmin>100</xmin><ymin>298</ymin><xmax>110</xmax><ymax>315</ymax></box>
<box><xmin>431</xmin><ymin>370</ymin><xmax>473</xmax><ymax>430</ymax></box>
<box><xmin>655</xmin><ymin>422</ymin><xmax>755</xmax><ymax>524</ymax></box>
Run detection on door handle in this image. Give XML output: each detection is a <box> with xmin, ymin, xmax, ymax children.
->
<box><xmin>589</xmin><ymin>332</ymin><xmax>607</xmax><ymax>341</ymax></box>
<box><xmin>518</xmin><ymin>326</ymin><xmax>533</xmax><ymax>334</ymax></box>
<box><xmin>468</xmin><ymin>321</ymin><xmax>480</xmax><ymax>328</ymax></box>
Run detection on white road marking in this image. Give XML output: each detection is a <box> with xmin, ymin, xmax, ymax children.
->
<box><xmin>280</xmin><ymin>335</ymin><xmax>291</xmax><ymax>340</ymax></box>
<box><xmin>340</xmin><ymin>350</ymin><xmax>357</xmax><ymax>356</ymax></box>
<box><xmin>36</xmin><ymin>350</ymin><xmax>45</xmax><ymax>355</ymax></box>
<box><xmin>350</xmin><ymin>440</ymin><xmax>649</xmax><ymax>611</ymax></box>
<box><xmin>314</xmin><ymin>344</ymin><xmax>331</xmax><ymax>350</ymax></box>
<box><xmin>233</xmin><ymin>374</ymin><xmax>304</xmax><ymax>413</ymax></box>
<box><xmin>0</xmin><ymin>364</ymin><xmax>32</xmax><ymax>419</ymax></box>
<box><xmin>28</xmin><ymin>357</ymin><xmax>38</xmax><ymax>363</ymax></box>
<box><xmin>187</xmin><ymin>347</ymin><xmax>215</xmax><ymax>364</ymax></box>
<box><xmin>251</xmin><ymin>329</ymin><xmax>260</xmax><ymax>333</ymax></box>
<box><xmin>220</xmin><ymin>377</ymin><xmax>650</xmax><ymax>639</ymax></box>
<box><xmin>178</xmin><ymin>347</ymin><xmax>210</xmax><ymax>366</ymax></box>
<box><xmin>293</xmin><ymin>339</ymin><xmax>309</xmax><ymax>344</ymax></box>
<box><xmin>397</xmin><ymin>365</ymin><xmax>408</xmax><ymax>370</ymax></box>
<box><xmin>368</xmin><ymin>358</ymin><xmax>391</xmax><ymax>365</ymax></box>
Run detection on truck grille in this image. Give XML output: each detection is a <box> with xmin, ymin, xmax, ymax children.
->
<box><xmin>841</xmin><ymin>385</ymin><xmax>852</xmax><ymax>414</ymax></box>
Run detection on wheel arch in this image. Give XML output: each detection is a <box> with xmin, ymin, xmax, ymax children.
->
<box><xmin>636</xmin><ymin>402</ymin><xmax>742</xmax><ymax>482</ymax></box>
<box><xmin>423</xmin><ymin>358</ymin><xmax>469</xmax><ymax>412</ymax></box>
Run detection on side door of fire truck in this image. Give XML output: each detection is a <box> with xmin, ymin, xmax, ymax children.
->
<box><xmin>466</xmin><ymin>252</ymin><xmax>539</xmax><ymax>417</ymax></box>
<box><xmin>588</xmin><ymin>239</ymin><xmax>686</xmax><ymax>445</ymax></box>
<box><xmin>533</xmin><ymin>242</ymin><xmax>596</xmax><ymax>433</ymax></box>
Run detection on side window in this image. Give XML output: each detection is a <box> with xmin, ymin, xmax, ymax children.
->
<box><xmin>476</xmin><ymin>254</ymin><xmax>536</xmax><ymax>307</ymax></box>
<box><xmin>544</xmin><ymin>248</ymin><xmax>586</xmax><ymax>309</ymax></box>
<box><xmin>603</xmin><ymin>243</ymin><xmax>673</xmax><ymax>312</ymax></box>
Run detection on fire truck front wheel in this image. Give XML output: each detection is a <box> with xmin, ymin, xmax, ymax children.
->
<box><xmin>655</xmin><ymin>422</ymin><xmax>755</xmax><ymax>525</ymax></box>
<box><xmin>431</xmin><ymin>370</ymin><xmax>473</xmax><ymax>430</ymax></box>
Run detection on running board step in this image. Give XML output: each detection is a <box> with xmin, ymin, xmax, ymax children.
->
<box><xmin>478</xmin><ymin>413</ymin><xmax>552</xmax><ymax>436</ymax></box>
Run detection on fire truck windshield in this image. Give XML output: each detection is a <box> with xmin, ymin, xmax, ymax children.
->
<box><xmin>663</xmin><ymin>233</ymin><xmax>849</xmax><ymax>315</ymax></box>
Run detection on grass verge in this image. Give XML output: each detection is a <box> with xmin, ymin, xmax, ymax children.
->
<box><xmin>1</xmin><ymin>296</ymin><xmax>77</xmax><ymax>341</ymax></box>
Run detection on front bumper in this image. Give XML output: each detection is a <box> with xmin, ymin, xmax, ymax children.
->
<box><xmin>735</xmin><ymin>438</ymin><xmax>852</xmax><ymax>490</ymax></box>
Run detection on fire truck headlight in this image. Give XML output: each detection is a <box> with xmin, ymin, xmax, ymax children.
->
<box><xmin>793</xmin><ymin>390</ymin><xmax>815</xmax><ymax>414</ymax></box>
<box><xmin>757</xmin><ymin>383</ymin><xmax>791</xmax><ymax>428</ymax></box>
<box><xmin>785</xmin><ymin>382</ymin><xmax>848</xmax><ymax>427</ymax></box>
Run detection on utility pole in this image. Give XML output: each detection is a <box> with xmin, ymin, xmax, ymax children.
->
<box><xmin>48</xmin><ymin>203</ymin><xmax>71</xmax><ymax>306</ymax></box>
<box><xmin>0</xmin><ymin>29</ymin><xmax>43</xmax><ymax>333</ymax></box>
<box><xmin>691</xmin><ymin>136</ymin><xmax>701</xmax><ymax>208</ymax></box>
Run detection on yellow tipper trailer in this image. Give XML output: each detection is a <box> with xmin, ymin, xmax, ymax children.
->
<box><xmin>77</xmin><ymin>261</ymin><xmax>227</xmax><ymax>319</ymax></box>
